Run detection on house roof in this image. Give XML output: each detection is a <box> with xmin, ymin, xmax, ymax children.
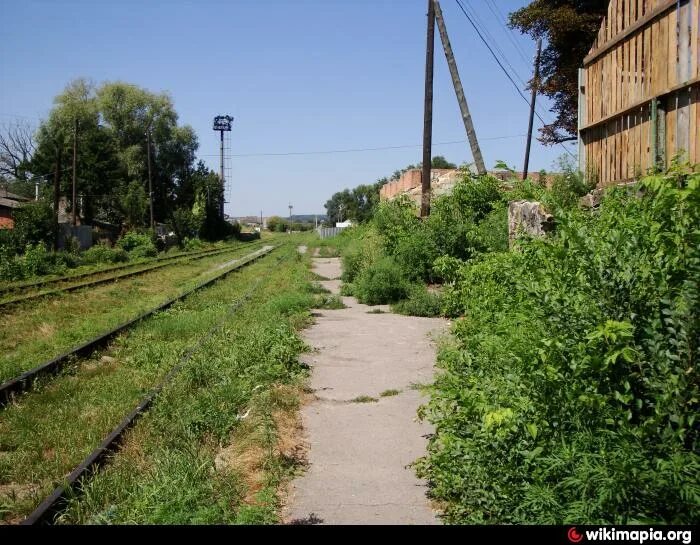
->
<box><xmin>0</xmin><ymin>189</ymin><xmax>31</xmax><ymax>202</ymax></box>
<box><xmin>0</xmin><ymin>197</ymin><xmax>22</xmax><ymax>209</ymax></box>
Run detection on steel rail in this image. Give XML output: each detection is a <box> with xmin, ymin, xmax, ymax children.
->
<box><xmin>0</xmin><ymin>243</ymin><xmax>257</xmax><ymax>296</ymax></box>
<box><xmin>0</xmin><ymin>245</ymin><xmax>275</xmax><ymax>406</ymax></box>
<box><xmin>0</xmin><ymin>242</ymin><xmax>265</xmax><ymax>309</ymax></box>
<box><xmin>21</xmin><ymin>248</ymin><xmax>288</xmax><ymax>525</ymax></box>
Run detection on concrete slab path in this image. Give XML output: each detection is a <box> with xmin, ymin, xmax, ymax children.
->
<box><xmin>284</xmin><ymin>257</ymin><xmax>447</xmax><ymax>525</ymax></box>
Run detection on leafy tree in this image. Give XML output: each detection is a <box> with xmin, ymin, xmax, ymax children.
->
<box><xmin>266</xmin><ymin>216</ymin><xmax>288</xmax><ymax>233</ymax></box>
<box><xmin>5</xmin><ymin>201</ymin><xmax>56</xmax><ymax>251</ymax></box>
<box><xmin>29</xmin><ymin>79</ymin><xmax>200</xmax><ymax>231</ymax></box>
<box><xmin>120</xmin><ymin>181</ymin><xmax>148</xmax><ymax>229</ymax></box>
<box><xmin>431</xmin><ymin>155</ymin><xmax>457</xmax><ymax>169</ymax></box>
<box><xmin>169</xmin><ymin>207</ymin><xmax>199</xmax><ymax>247</ymax></box>
<box><xmin>509</xmin><ymin>1</ymin><xmax>607</xmax><ymax>144</ymax></box>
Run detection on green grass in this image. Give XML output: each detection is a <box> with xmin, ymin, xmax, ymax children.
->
<box><xmin>0</xmin><ymin>240</ymin><xmax>237</xmax><ymax>292</ymax></box>
<box><xmin>0</xmin><ymin>242</ymin><xmax>264</xmax><ymax>383</ymax></box>
<box><xmin>0</xmin><ymin>237</ymin><xmax>320</xmax><ymax>524</ymax></box>
<box><xmin>379</xmin><ymin>389</ymin><xmax>401</xmax><ymax>397</ymax></box>
<box><xmin>350</xmin><ymin>395</ymin><xmax>378</xmax><ymax>404</ymax></box>
<box><xmin>313</xmin><ymin>294</ymin><xmax>345</xmax><ymax>310</ymax></box>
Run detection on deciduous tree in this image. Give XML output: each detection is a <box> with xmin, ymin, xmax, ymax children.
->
<box><xmin>509</xmin><ymin>1</ymin><xmax>607</xmax><ymax>145</ymax></box>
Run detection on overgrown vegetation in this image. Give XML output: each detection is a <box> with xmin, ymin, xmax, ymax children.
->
<box><xmin>418</xmin><ymin>168</ymin><xmax>699</xmax><ymax>523</ymax></box>
<box><xmin>324</xmin><ymin>161</ymin><xmax>699</xmax><ymax>524</ymax></box>
<box><xmin>1</xmin><ymin>241</ymin><xmax>321</xmax><ymax>523</ymax></box>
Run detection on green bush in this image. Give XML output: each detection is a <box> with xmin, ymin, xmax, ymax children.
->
<box><xmin>183</xmin><ymin>237</ymin><xmax>204</xmax><ymax>252</ymax></box>
<box><xmin>128</xmin><ymin>243</ymin><xmax>158</xmax><ymax>259</ymax></box>
<box><xmin>117</xmin><ymin>231</ymin><xmax>157</xmax><ymax>259</ymax></box>
<box><xmin>418</xmin><ymin>169</ymin><xmax>700</xmax><ymax>524</ymax></box>
<box><xmin>10</xmin><ymin>201</ymin><xmax>56</xmax><ymax>251</ymax></box>
<box><xmin>340</xmin><ymin>225</ymin><xmax>383</xmax><ymax>283</ymax></box>
<box><xmin>392</xmin><ymin>285</ymin><xmax>442</xmax><ymax>317</ymax></box>
<box><xmin>81</xmin><ymin>244</ymin><xmax>129</xmax><ymax>265</ymax></box>
<box><xmin>354</xmin><ymin>256</ymin><xmax>411</xmax><ymax>305</ymax></box>
<box><xmin>0</xmin><ymin>243</ymin><xmax>72</xmax><ymax>281</ymax></box>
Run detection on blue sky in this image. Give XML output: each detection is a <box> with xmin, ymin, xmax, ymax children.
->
<box><xmin>0</xmin><ymin>0</ymin><xmax>577</xmax><ymax>217</ymax></box>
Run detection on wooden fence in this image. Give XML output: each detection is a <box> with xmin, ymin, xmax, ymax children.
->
<box><xmin>579</xmin><ymin>0</ymin><xmax>699</xmax><ymax>186</ymax></box>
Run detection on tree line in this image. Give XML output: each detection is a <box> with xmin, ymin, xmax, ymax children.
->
<box><xmin>1</xmin><ymin>78</ymin><xmax>232</xmax><ymax>250</ymax></box>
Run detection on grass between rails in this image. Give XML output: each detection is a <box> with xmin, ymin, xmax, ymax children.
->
<box><xmin>0</xmin><ymin>242</ymin><xmax>264</xmax><ymax>383</ymax></box>
<box><xmin>0</xmin><ymin>240</ymin><xmax>237</xmax><ymax>292</ymax></box>
<box><xmin>0</xmin><ymin>236</ymin><xmax>327</xmax><ymax>523</ymax></box>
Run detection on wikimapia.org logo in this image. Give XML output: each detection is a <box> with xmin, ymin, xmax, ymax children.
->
<box><xmin>567</xmin><ymin>527</ymin><xmax>693</xmax><ymax>544</ymax></box>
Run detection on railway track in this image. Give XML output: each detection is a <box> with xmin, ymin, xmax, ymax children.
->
<box><xmin>0</xmin><ymin>244</ymin><xmax>250</xmax><ymax>296</ymax></box>
<box><xmin>0</xmin><ymin>242</ymin><xmax>265</xmax><ymax>309</ymax></box>
<box><xmin>20</xmin><ymin>247</ymin><xmax>287</xmax><ymax>525</ymax></box>
<box><xmin>0</xmin><ymin>244</ymin><xmax>275</xmax><ymax>407</ymax></box>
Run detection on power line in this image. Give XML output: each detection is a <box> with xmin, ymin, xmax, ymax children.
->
<box><xmin>484</xmin><ymin>0</ymin><xmax>532</xmax><ymax>67</ymax></box>
<box><xmin>458</xmin><ymin>1</ymin><xmax>562</xmax><ymax>142</ymax></box>
<box><xmin>456</xmin><ymin>1</ymin><xmax>560</xmax><ymax>130</ymax></box>
<box><xmin>462</xmin><ymin>0</ymin><xmax>528</xmax><ymax>87</ymax></box>
<box><xmin>454</xmin><ymin>0</ymin><xmax>576</xmax><ymax>160</ymax></box>
<box><xmin>197</xmin><ymin>134</ymin><xmax>527</xmax><ymax>159</ymax></box>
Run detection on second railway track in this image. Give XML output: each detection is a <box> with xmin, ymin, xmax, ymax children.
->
<box><xmin>20</xmin><ymin>250</ymin><xmax>291</xmax><ymax>525</ymax></box>
<box><xmin>0</xmin><ymin>244</ymin><xmax>275</xmax><ymax>406</ymax></box>
<box><xmin>0</xmin><ymin>242</ymin><xmax>265</xmax><ymax>308</ymax></box>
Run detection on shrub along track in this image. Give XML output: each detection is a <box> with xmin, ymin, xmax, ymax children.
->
<box><xmin>0</xmin><ymin>242</ymin><xmax>312</xmax><ymax>524</ymax></box>
<box><xmin>0</xmin><ymin>242</ymin><xmax>264</xmax><ymax>308</ymax></box>
<box><xmin>0</xmin><ymin>245</ymin><xmax>274</xmax><ymax>405</ymax></box>
<box><xmin>0</xmin><ymin>242</ymin><xmax>267</xmax><ymax>386</ymax></box>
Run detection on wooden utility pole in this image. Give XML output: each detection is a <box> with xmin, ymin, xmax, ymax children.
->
<box><xmin>523</xmin><ymin>39</ymin><xmax>542</xmax><ymax>180</ymax></box>
<box><xmin>433</xmin><ymin>0</ymin><xmax>486</xmax><ymax>175</ymax></box>
<box><xmin>71</xmin><ymin>119</ymin><xmax>78</xmax><ymax>226</ymax></box>
<box><xmin>53</xmin><ymin>142</ymin><xmax>62</xmax><ymax>250</ymax></box>
<box><xmin>421</xmin><ymin>0</ymin><xmax>436</xmax><ymax>218</ymax></box>
<box><xmin>146</xmin><ymin>127</ymin><xmax>154</xmax><ymax>229</ymax></box>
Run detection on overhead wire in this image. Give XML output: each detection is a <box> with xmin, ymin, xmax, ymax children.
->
<box><xmin>454</xmin><ymin>0</ymin><xmax>576</xmax><ymax>159</ymax></box>
<box><xmin>484</xmin><ymin>0</ymin><xmax>532</xmax><ymax>67</ymax></box>
<box><xmin>197</xmin><ymin>134</ymin><xmax>527</xmax><ymax>159</ymax></box>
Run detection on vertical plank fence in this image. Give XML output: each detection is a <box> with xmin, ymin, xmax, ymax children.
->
<box><xmin>579</xmin><ymin>0</ymin><xmax>699</xmax><ymax>186</ymax></box>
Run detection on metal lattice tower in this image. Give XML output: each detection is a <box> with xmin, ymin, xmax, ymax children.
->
<box><xmin>223</xmin><ymin>131</ymin><xmax>233</xmax><ymax>217</ymax></box>
<box><xmin>212</xmin><ymin>115</ymin><xmax>234</xmax><ymax>219</ymax></box>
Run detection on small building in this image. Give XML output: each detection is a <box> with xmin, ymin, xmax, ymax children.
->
<box><xmin>0</xmin><ymin>189</ymin><xmax>31</xmax><ymax>229</ymax></box>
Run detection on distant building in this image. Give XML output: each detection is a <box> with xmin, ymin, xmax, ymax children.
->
<box><xmin>0</xmin><ymin>189</ymin><xmax>30</xmax><ymax>229</ymax></box>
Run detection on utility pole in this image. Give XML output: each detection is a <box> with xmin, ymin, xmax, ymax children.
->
<box><xmin>146</xmin><ymin>126</ymin><xmax>154</xmax><ymax>229</ymax></box>
<box><xmin>53</xmin><ymin>142</ymin><xmax>62</xmax><ymax>250</ymax></box>
<box><xmin>433</xmin><ymin>0</ymin><xmax>486</xmax><ymax>175</ymax></box>
<box><xmin>288</xmin><ymin>204</ymin><xmax>293</xmax><ymax>233</ymax></box>
<box><xmin>260</xmin><ymin>210</ymin><xmax>263</xmax><ymax>230</ymax></box>
<box><xmin>35</xmin><ymin>178</ymin><xmax>39</xmax><ymax>201</ymax></box>
<box><xmin>72</xmin><ymin>118</ymin><xmax>78</xmax><ymax>226</ymax></box>
<box><xmin>523</xmin><ymin>38</ymin><xmax>542</xmax><ymax>180</ymax></box>
<box><xmin>421</xmin><ymin>0</ymin><xmax>435</xmax><ymax>218</ymax></box>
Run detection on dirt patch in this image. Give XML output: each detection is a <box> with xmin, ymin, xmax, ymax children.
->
<box><xmin>214</xmin><ymin>384</ymin><xmax>308</xmax><ymax>507</ymax></box>
<box><xmin>0</xmin><ymin>482</ymin><xmax>40</xmax><ymax>503</ymax></box>
<box><xmin>38</xmin><ymin>323</ymin><xmax>56</xmax><ymax>338</ymax></box>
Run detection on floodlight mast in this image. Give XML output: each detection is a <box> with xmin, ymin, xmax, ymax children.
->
<box><xmin>213</xmin><ymin>115</ymin><xmax>234</xmax><ymax>219</ymax></box>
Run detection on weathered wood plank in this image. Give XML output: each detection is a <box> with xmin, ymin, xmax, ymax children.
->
<box><xmin>584</xmin><ymin>0</ymin><xmax>676</xmax><ymax>65</ymax></box>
